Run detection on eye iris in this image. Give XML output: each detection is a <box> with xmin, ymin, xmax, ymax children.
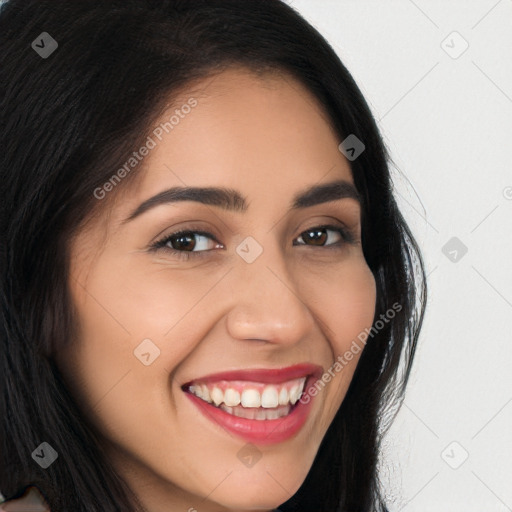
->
<box><xmin>304</xmin><ymin>229</ymin><xmax>327</xmax><ymax>246</ymax></box>
<box><xmin>173</xmin><ymin>233</ymin><xmax>195</xmax><ymax>251</ymax></box>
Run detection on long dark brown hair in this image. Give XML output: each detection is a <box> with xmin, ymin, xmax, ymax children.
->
<box><xmin>0</xmin><ymin>1</ymin><xmax>426</xmax><ymax>510</ymax></box>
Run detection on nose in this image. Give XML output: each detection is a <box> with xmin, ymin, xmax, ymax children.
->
<box><xmin>225</xmin><ymin>240</ymin><xmax>315</xmax><ymax>346</ymax></box>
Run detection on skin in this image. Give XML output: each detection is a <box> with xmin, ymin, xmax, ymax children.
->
<box><xmin>55</xmin><ymin>67</ymin><xmax>377</xmax><ymax>512</ymax></box>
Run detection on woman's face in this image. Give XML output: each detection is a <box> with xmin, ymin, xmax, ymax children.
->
<box><xmin>58</xmin><ymin>67</ymin><xmax>377</xmax><ymax>511</ymax></box>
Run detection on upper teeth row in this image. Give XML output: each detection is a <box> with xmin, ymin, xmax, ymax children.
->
<box><xmin>188</xmin><ymin>377</ymin><xmax>307</xmax><ymax>408</ymax></box>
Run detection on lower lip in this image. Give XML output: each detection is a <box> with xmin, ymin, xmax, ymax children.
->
<box><xmin>184</xmin><ymin>377</ymin><xmax>315</xmax><ymax>445</ymax></box>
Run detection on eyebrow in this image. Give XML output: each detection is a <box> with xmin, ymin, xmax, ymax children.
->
<box><xmin>122</xmin><ymin>179</ymin><xmax>360</xmax><ymax>223</ymax></box>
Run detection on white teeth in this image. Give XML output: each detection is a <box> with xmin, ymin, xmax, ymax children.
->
<box><xmin>201</xmin><ymin>385</ymin><xmax>211</xmax><ymax>403</ymax></box>
<box><xmin>211</xmin><ymin>387</ymin><xmax>224</xmax><ymax>406</ymax></box>
<box><xmin>278</xmin><ymin>387</ymin><xmax>289</xmax><ymax>405</ymax></box>
<box><xmin>232</xmin><ymin>407</ymin><xmax>246</xmax><ymax>418</ymax></box>
<box><xmin>221</xmin><ymin>405</ymin><xmax>233</xmax><ymax>415</ymax></box>
<box><xmin>255</xmin><ymin>408</ymin><xmax>267</xmax><ymax>420</ymax></box>
<box><xmin>242</xmin><ymin>407</ymin><xmax>256</xmax><ymax>420</ymax></box>
<box><xmin>224</xmin><ymin>388</ymin><xmax>241</xmax><ymax>407</ymax></box>
<box><xmin>289</xmin><ymin>384</ymin><xmax>300</xmax><ymax>405</ymax></box>
<box><xmin>219</xmin><ymin>403</ymin><xmax>292</xmax><ymax>420</ymax></box>
<box><xmin>241</xmin><ymin>389</ymin><xmax>261</xmax><ymax>408</ymax></box>
<box><xmin>261</xmin><ymin>386</ymin><xmax>279</xmax><ymax>408</ymax></box>
<box><xmin>188</xmin><ymin>376</ymin><xmax>308</xmax><ymax>409</ymax></box>
<box><xmin>265</xmin><ymin>409</ymin><xmax>279</xmax><ymax>420</ymax></box>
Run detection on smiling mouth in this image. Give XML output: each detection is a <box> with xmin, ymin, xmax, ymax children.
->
<box><xmin>180</xmin><ymin>364</ymin><xmax>323</xmax><ymax>445</ymax></box>
<box><xmin>183</xmin><ymin>376</ymin><xmax>307</xmax><ymax>420</ymax></box>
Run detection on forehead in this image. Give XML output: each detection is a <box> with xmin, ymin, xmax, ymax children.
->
<box><xmin>111</xmin><ymin>66</ymin><xmax>354</xmax><ymax>219</ymax></box>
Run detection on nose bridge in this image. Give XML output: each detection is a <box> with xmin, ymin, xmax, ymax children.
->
<box><xmin>225</xmin><ymin>233</ymin><xmax>314</xmax><ymax>344</ymax></box>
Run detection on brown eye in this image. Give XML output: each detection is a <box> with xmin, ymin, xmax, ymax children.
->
<box><xmin>150</xmin><ymin>229</ymin><xmax>224</xmax><ymax>261</ymax></box>
<box><xmin>169</xmin><ymin>232</ymin><xmax>199</xmax><ymax>252</ymax></box>
<box><xmin>294</xmin><ymin>225</ymin><xmax>350</xmax><ymax>247</ymax></box>
<box><xmin>301</xmin><ymin>228</ymin><xmax>328</xmax><ymax>246</ymax></box>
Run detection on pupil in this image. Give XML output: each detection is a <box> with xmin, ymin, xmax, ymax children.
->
<box><xmin>174</xmin><ymin>234</ymin><xmax>195</xmax><ymax>251</ymax></box>
<box><xmin>306</xmin><ymin>229</ymin><xmax>326</xmax><ymax>246</ymax></box>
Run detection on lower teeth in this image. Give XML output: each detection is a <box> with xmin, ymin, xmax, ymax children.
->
<box><xmin>218</xmin><ymin>403</ymin><xmax>292</xmax><ymax>420</ymax></box>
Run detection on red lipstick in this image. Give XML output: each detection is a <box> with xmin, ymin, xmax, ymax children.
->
<box><xmin>182</xmin><ymin>363</ymin><xmax>323</xmax><ymax>445</ymax></box>
<box><xmin>182</xmin><ymin>362</ymin><xmax>323</xmax><ymax>386</ymax></box>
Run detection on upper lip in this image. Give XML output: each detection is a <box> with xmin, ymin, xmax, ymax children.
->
<box><xmin>182</xmin><ymin>363</ymin><xmax>323</xmax><ymax>387</ymax></box>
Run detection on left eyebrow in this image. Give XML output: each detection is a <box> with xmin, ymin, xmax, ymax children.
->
<box><xmin>122</xmin><ymin>179</ymin><xmax>360</xmax><ymax>223</ymax></box>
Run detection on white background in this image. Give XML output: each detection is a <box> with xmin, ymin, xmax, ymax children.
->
<box><xmin>288</xmin><ymin>1</ymin><xmax>512</xmax><ymax>511</ymax></box>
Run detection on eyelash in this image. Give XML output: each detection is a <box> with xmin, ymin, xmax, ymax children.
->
<box><xmin>149</xmin><ymin>224</ymin><xmax>356</xmax><ymax>261</ymax></box>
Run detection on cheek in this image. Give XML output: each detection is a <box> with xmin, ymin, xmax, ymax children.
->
<box><xmin>58</xmin><ymin>258</ymin><xmax>181</xmax><ymax>429</ymax></box>
<box><xmin>67</xmin><ymin>254</ymin><xmax>205</xmax><ymax>367</ymax></box>
<box><xmin>336</xmin><ymin>268</ymin><xmax>375</xmax><ymax>326</ymax></box>
<box><xmin>60</xmin><ymin>252</ymin><xmax>230</xmax><ymax>433</ymax></box>
<box><xmin>308</xmin><ymin>257</ymin><xmax>377</xmax><ymax>350</ymax></box>
<box><xmin>302</xmin><ymin>257</ymin><xmax>376</xmax><ymax>415</ymax></box>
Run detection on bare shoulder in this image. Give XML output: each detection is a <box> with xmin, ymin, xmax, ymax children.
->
<box><xmin>0</xmin><ymin>486</ymin><xmax>50</xmax><ymax>511</ymax></box>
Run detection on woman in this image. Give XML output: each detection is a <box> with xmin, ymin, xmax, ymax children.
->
<box><xmin>0</xmin><ymin>1</ymin><xmax>426</xmax><ymax>511</ymax></box>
